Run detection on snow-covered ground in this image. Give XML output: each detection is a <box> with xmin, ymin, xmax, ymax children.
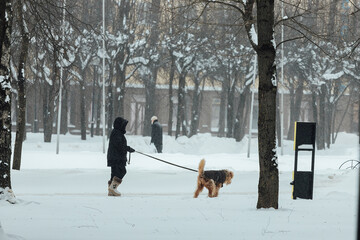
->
<box><xmin>0</xmin><ymin>132</ymin><xmax>359</xmax><ymax>240</ymax></box>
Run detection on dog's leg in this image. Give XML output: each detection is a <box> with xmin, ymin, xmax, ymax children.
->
<box><xmin>206</xmin><ymin>180</ymin><xmax>215</xmax><ymax>198</ymax></box>
<box><xmin>194</xmin><ymin>180</ymin><xmax>204</xmax><ymax>198</ymax></box>
<box><xmin>213</xmin><ymin>184</ymin><xmax>221</xmax><ymax>197</ymax></box>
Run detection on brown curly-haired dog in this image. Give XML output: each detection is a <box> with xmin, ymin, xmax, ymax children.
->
<box><xmin>194</xmin><ymin>159</ymin><xmax>234</xmax><ymax>198</ymax></box>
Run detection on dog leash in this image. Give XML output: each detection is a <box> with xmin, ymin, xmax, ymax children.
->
<box><xmin>135</xmin><ymin>151</ymin><xmax>198</xmax><ymax>173</ymax></box>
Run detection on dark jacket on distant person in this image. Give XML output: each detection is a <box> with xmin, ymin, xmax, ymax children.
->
<box><xmin>107</xmin><ymin>117</ymin><xmax>134</xmax><ymax>167</ymax></box>
<box><xmin>151</xmin><ymin>120</ymin><xmax>163</xmax><ymax>146</ymax></box>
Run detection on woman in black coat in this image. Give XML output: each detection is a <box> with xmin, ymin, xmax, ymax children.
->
<box><xmin>150</xmin><ymin>116</ymin><xmax>163</xmax><ymax>153</ymax></box>
<box><xmin>107</xmin><ymin>117</ymin><xmax>135</xmax><ymax>196</ymax></box>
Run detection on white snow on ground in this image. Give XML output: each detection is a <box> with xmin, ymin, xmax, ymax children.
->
<box><xmin>0</xmin><ymin>132</ymin><xmax>359</xmax><ymax>240</ymax></box>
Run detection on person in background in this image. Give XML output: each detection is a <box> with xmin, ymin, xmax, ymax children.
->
<box><xmin>150</xmin><ymin>116</ymin><xmax>163</xmax><ymax>153</ymax></box>
<box><xmin>107</xmin><ymin>117</ymin><xmax>135</xmax><ymax>196</ymax></box>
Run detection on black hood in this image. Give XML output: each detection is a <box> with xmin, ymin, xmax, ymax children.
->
<box><xmin>113</xmin><ymin>117</ymin><xmax>128</xmax><ymax>133</ymax></box>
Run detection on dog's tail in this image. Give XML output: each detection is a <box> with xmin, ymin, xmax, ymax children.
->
<box><xmin>198</xmin><ymin>159</ymin><xmax>205</xmax><ymax>175</ymax></box>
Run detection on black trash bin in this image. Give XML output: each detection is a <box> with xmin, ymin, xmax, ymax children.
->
<box><xmin>291</xmin><ymin>122</ymin><xmax>316</xmax><ymax>200</ymax></box>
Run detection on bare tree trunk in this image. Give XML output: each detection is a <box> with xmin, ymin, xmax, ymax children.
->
<box><xmin>311</xmin><ymin>88</ymin><xmax>319</xmax><ymax>147</ymax></box>
<box><xmin>333</xmin><ymin>88</ymin><xmax>354</xmax><ymax>143</ymax></box>
<box><xmin>323</xmin><ymin>0</ymin><xmax>340</xmax><ymax>148</ymax></box>
<box><xmin>96</xmin><ymin>83</ymin><xmax>101</xmax><ymax>136</ymax></box>
<box><xmin>325</xmin><ymin>99</ymin><xmax>331</xmax><ymax>148</ymax></box>
<box><xmin>0</xmin><ymin>0</ymin><xmax>13</xmax><ymax>192</ymax></box>
<box><xmin>287</xmin><ymin>84</ymin><xmax>294</xmax><ymax>139</ymax></box>
<box><xmin>287</xmin><ymin>79</ymin><xmax>304</xmax><ymax>140</ymax></box>
<box><xmin>143</xmin><ymin>0</ymin><xmax>161</xmax><ymax>137</ymax></box>
<box><xmin>176</xmin><ymin>72</ymin><xmax>187</xmax><ymax>138</ymax></box>
<box><xmin>217</xmin><ymin>78</ymin><xmax>228</xmax><ymax>137</ymax></box>
<box><xmin>294</xmin><ymin>81</ymin><xmax>304</xmax><ymax>121</ymax></box>
<box><xmin>226</xmin><ymin>76</ymin><xmax>237</xmax><ymax>138</ymax></box>
<box><xmin>256</xmin><ymin>0</ymin><xmax>279</xmax><ymax>209</ymax></box>
<box><xmin>330</xmin><ymin>81</ymin><xmax>341</xmax><ymax>144</ymax></box>
<box><xmin>190</xmin><ymin>74</ymin><xmax>202</xmax><ymax>137</ymax></box>
<box><xmin>43</xmin><ymin>87</ymin><xmax>54</xmax><ymax>142</ymax></box>
<box><xmin>168</xmin><ymin>54</ymin><xmax>175</xmax><ymax>136</ymax></box>
<box><xmin>80</xmin><ymin>71</ymin><xmax>87</xmax><ymax>140</ymax></box>
<box><xmin>91</xmin><ymin>67</ymin><xmax>97</xmax><ymax>137</ymax></box>
<box><xmin>328</xmin><ymin>0</ymin><xmax>341</xmax><ymax>35</ymax></box>
<box><xmin>60</xmin><ymin>77</ymin><xmax>68</xmax><ymax>135</ymax></box>
<box><xmin>118</xmin><ymin>79</ymin><xmax>126</xmax><ymax>118</ymax></box>
<box><xmin>115</xmin><ymin>60</ymin><xmax>126</xmax><ymax>118</ymax></box>
<box><xmin>318</xmin><ymin>84</ymin><xmax>326</xmax><ymax>150</ymax></box>
<box><xmin>113</xmin><ymin>0</ymin><xmax>132</xmax><ymax>118</ymax></box>
<box><xmin>143</xmin><ymin>69</ymin><xmax>157</xmax><ymax>136</ymax></box>
<box><xmin>33</xmin><ymin>79</ymin><xmax>39</xmax><ymax>133</ymax></box>
<box><xmin>43</xmin><ymin>49</ymin><xmax>58</xmax><ymax>143</ymax></box>
<box><xmin>107</xmin><ymin>68</ymin><xmax>114</xmax><ymax>139</ymax></box>
<box><xmin>330</xmin><ymin>100</ymin><xmax>336</xmax><ymax>144</ymax></box>
<box><xmin>33</xmin><ymin>45</ymin><xmax>40</xmax><ymax>133</ymax></box>
<box><xmin>13</xmin><ymin>0</ymin><xmax>30</xmax><ymax>170</ymax></box>
<box><xmin>234</xmin><ymin>85</ymin><xmax>250</xmax><ymax>142</ymax></box>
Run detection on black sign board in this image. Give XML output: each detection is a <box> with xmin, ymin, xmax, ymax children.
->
<box><xmin>294</xmin><ymin>122</ymin><xmax>316</xmax><ymax>149</ymax></box>
<box><xmin>291</xmin><ymin>122</ymin><xmax>316</xmax><ymax>200</ymax></box>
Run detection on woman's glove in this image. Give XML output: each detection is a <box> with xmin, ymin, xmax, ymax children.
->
<box><xmin>128</xmin><ymin>147</ymin><xmax>135</xmax><ymax>153</ymax></box>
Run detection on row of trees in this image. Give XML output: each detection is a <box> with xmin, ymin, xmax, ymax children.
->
<box><xmin>12</xmin><ymin>0</ymin><xmax>360</xmax><ymax>143</ymax></box>
<box><xmin>1</xmin><ymin>0</ymin><xmax>359</xmax><ymax>208</ymax></box>
<box><xmin>281</xmin><ymin>0</ymin><xmax>360</xmax><ymax>151</ymax></box>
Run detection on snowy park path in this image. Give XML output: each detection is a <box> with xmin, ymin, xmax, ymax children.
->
<box><xmin>0</xmin><ymin>133</ymin><xmax>358</xmax><ymax>239</ymax></box>
<box><xmin>1</xmin><ymin>168</ymin><xmax>358</xmax><ymax>240</ymax></box>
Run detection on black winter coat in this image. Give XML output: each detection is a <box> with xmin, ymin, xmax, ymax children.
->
<box><xmin>151</xmin><ymin>120</ymin><xmax>163</xmax><ymax>145</ymax></box>
<box><xmin>107</xmin><ymin>117</ymin><xmax>133</xmax><ymax>167</ymax></box>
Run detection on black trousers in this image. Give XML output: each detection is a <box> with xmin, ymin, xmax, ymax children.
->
<box><xmin>110</xmin><ymin>165</ymin><xmax>127</xmax><ymax>181</ymax></box>
<box><xmin>155</xmin><ymin>144</ymin><xmax>162</xmax><ymax>153</ymax></box>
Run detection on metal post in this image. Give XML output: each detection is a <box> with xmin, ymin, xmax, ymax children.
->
<box><xmin>102</xmin><ymin>0</ymin><xmax>106</xmax><ymax>153</ymax></box>
<box><xmin>56</xmin><ymin>0</ymin><xmax>66</xmax><ymax>154</ymax></box>
<box><xmin>91</xmin><ymin>67</ymin><xmax>96</xmax><ymax>137</ymax></box>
